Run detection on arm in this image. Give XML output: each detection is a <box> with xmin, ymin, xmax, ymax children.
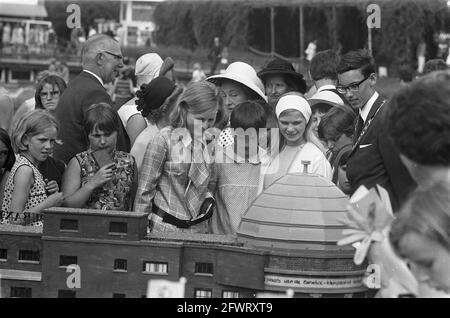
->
<box><xmin>10</xmin><ymin>166</ymin><xmax>62</xmax><ymax>214</ymax></box>
<box><xmin>62</xmin><ymin>157</ymin><xmax>114</xmax><ymax>208</ymax></box>
<box><xmin>126</xmin><ymin>114</ymin><xmax>147</xmax><ymax>146</ymax></box>
<box><xmin>133</xmin><ymin>134</ymin><xmax>167</xmax><ymax>212</ymax></box>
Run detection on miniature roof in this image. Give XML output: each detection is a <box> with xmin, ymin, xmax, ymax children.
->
<box><xmin>237</xmin><ymin>173</ymin><xmax>352</xmax><ymax>254</ymax></box>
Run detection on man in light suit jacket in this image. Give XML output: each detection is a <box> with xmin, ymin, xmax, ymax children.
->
<box><xmin>54</xmin><ymin>34</ymin><xmax>130</xmax><ymax>164</ymax></box>
<box><xmin>336</xmin><ymin>49</ymin><xmax>415</xmax><ymax>211</ymax></box>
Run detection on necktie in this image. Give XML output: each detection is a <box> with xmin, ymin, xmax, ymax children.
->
<box><xmin>185</xmin><ymin>139</ymin><xmax>210</xmax><ymax>218</ymax></box>
<box><xmin>353</xmin><ymin>114</ymin><xmax>365</xmax><ymax>144</ymax></box>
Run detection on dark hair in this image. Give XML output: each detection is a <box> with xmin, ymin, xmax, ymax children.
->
<box><xmin>318</xmin><ymin>104</ymin><xmax>356</xmax><ymax>141</ymax></box>
<box><xmin>230</xmin><ymin>100</ymin><xmax>267</xmax><ymax>131</ymax></box>
<box><xmin>311</xmin><ymin>102</ymin><xmax>333</xmax><ymax>115</ymax></box>
<box><xmin>84</xmin><ymin>103</ymin><xmax>120</xmax><ymax>137</ymax></box>
<box><xmin>390</xmin><ymin>181</ymin><xmax>450</xmax><ymax>254</ymax></box>
<box><xmin>310</xmin><ymin>50</ymin><xmax>340</xmax><ymax>81</ymax></box>
<box><xmin>283</xmin><ymin>75</ymin><xmax>306</xmax><ymax>94</ymax></box>
<box><xmin>0</xmin><ymin>128</ymin><xmax>15</xmax><ymax>171</ymax></box>
<box><xmin>398</xmin><ymin>64</ymin><xmax>414</xmax><ymax>83</ymax></box>
<box><xmin>35</xmin><ymin>74</ymin><xmax>67</xmax><ymax>109</ymax></box>
<box><xmin>385</xmin><ymin>71</ymin><xmax>450</xmax><ymax>166</ymax></box>
<box><xmin>422</xmin><ymin>59</ymin><xmax>449</xmax><ymax>75</ymax></box>
<box><xmin>336</xmin><ymin>49</ymin><xmax>376</xmax><ymax>78</ymax></box>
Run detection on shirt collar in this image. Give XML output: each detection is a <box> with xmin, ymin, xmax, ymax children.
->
<box><xmin>360</xmin><ymin>91</ymin><xmax>379</xmax><ymax>122</ymax></box>
<box><xmin>317</xmin><ymin>84</ymin><xmax>336</xmax><ymax>92</ymax></box>
<box><xmin>83</xmin><ymin>69</ymin><xmax>104</xmax><ymax>86</ymax></box>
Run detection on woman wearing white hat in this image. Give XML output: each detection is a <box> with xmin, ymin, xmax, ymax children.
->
<box><xmin>207</xmin><ymin>61</ymin><xmax>270</xmax><ymax>147</ymax></box>
<box><xmin>260</xmin><ymin>94</ymin><xmax>332</xmax><ymax>192</ymax></box>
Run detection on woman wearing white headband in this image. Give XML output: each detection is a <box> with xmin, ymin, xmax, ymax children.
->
<box><xmin>261</xmin><ymin>93</ymin><xmax>332</xmax><ymax>191</ymax></box>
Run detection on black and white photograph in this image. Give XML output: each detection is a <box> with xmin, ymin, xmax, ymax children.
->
<box><xmin>0</xmin><ymin>0</ymin><xmax>449</xmax><ymax>301</ymax></box>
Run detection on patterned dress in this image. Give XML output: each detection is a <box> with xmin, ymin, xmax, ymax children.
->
<box><xmin>76</xmin><ymin>149</ymin><xmax>136</xmax><ymax>211</ymax></box>
<box><xmin>1</xmin><ymin>155</ymin><xmax>47</xmax><ymax>226</ymax></box>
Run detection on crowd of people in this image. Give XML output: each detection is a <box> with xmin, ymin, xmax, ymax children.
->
<box><xmin>0</xmin><ymin>33</ymin><xmax>449</xmax><ymax>297</ymax></box>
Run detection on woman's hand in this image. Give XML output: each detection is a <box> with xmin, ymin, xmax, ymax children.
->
<box><xmin>45</xmin><ymin>179</ymin><xmax>59</xmax><ymax>195</ymax></box>
<box><xmin>86</xmin><ymin>163</ymin><xmax>116</xmax><ymax>190</ymax></box>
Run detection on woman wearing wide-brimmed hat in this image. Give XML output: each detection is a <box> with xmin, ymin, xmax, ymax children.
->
<box><xmin>207</xmin><ymin>61</ymin><xmax>270</xmax><ymax>147</ymax></box>
<box><xmin>257</xmin><ymin>58</ymin><xmax>307</xmax><ymax>109</ymax></box>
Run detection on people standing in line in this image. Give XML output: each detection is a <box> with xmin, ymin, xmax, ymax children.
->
<box><xmin>207</xmin><ymin>61</ymin><xmax>268</xmax><ymax>147</ymax></box>
<box><xmin>257</xmin><ymin>58</ymin><xmax>307</xmax><ymax>110</ymax></box>
<box><xmin>0</xmin><ymin>128</ymin><xmax>15</xmax><ymax>206</ymax></box>
<box><xmin>117</xmin><ymin>53</ymin><xmax>175</xmax><ymax>146</ymax></box>
<box><xmin>131</xmin><ymin>76</ymin><xmax>182</xmax><ymax>172</ymax></box>
<box><xmin>1</xmin><ymin>110</ymin><xmax>64</xmax><ymax>226</ymax></box>
<box><xmin>134</xmin><ymin>81</ymin><xmax>221</xmax><ymax>233</ymax></box>
<box><xmin>62</xmin><ymin>103</ymin><xmax>137</xmax><ymax>211</ymax></box>
<box><xmin>209</xmin><ymin>101</ymin><xmax>268</xmax><ymax>235</ymax></box>
<box><xmin>385</xmin><ymin>70</ymin><xmax>450</xmax><ymax>190</ymax></box>
<box><xmin>208</xmin><ymin>37</ymin><xmax>223</xmax><ymax>76</ymax></box>
<box><xmin>260</xmin><ymin>94</ymin><xmax>331</xmax><ymax>193</ymax></box>
<box><xmin>53</xmin><ymin>34</ymin><xmax>130</xmax><ymax>164</ymax></box>
<box><xmin>336</xmin><ymin>49</ymin><xmax>415</xmax><ymax>211</ymax></box>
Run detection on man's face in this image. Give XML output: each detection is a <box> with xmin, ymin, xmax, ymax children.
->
<box><xmin>337</xmin><ymin>69</ymin><xmax>376</xmax><ymax>110</ymax></box>
<box><xmin>100</xmin><ymin>42</ymin><xmax>124</xmax><ymax>84</ymax></box>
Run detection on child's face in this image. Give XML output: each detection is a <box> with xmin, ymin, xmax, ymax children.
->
<box><xmin>88</xmin><ymin>127</ymin><xmax>118</xmax><ymax>153</ymax></box>
<box><xmin>24</xmin><ymin>127</ymin><xmax>58</xmax><ymax>162</ymax></box>
<box><xmin>399</xmin><ymin>232</ymin><xmax>450</xmax><ymax>293</ymax></box>
<box><xmin>0</xmin><ymin>140</ymin><xmax>8</xmax><ymax>168</ymax></box>
<box><xmin>310</xmin><ymin>111</ymin><xmax>326</xmax><ymax>138</ymax></box>
<box><xmin>186</xmin><ymin>111</ymin><xmax>217</xmax><ymax>138</ymax></box>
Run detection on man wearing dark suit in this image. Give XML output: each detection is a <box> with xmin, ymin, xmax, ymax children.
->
<box><xmin>336</xmin><ymin>49</ymin><xmax>415</xmax><ymax>211</ymax></box>
<box><xmin>54</xmin><ymin>34</ymin><xmax>130</xmax><ymax>164</ymax></box>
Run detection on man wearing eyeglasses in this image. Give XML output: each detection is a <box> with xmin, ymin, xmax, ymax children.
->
<box><xmin>54</xmin><ymin>34</ymin><xmax>131</xmax><ymax>164</ymax></box>
<box><xmin>336</xmin><ymin>49</ymin><xmax>415</xmax><ymax>211</ymax></box>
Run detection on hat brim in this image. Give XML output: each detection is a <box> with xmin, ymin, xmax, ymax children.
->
<box><xmin>308</xmin><ymin>98</ymin><xmax>343</xmax><ymax>108</ymax></box>
<box><xmin>207</xmin><ymin>73</ymin><xmax>268</xmax><ymax>102</ymax></box>
<box><xmin>257</xmin><ymin>70</ymin><xmax>306</xmax><ymax>92</ymax></box>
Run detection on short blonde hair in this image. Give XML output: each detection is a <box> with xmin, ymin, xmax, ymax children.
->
<box><xmin>170</xmin><ymin>81</ymin><xmax>221</xmax><ymax>128</ymax></box>
<box><xmin>12</xmin><ymin>110</ymin><xmax>59</xmax><ymax>153</ymax></box>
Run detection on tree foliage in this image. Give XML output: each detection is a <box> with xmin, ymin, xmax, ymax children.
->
<box><xmin>153</xmin><ymin>2</ymin><xmax>250</xmax><ymax>50</ymax></box>
<box><xmin>367</xmin><ymin>0</ymin><xmax>450</xmax><ymax>70</ymax></box>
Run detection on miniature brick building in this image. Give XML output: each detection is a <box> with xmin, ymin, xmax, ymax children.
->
<box><xmin>0</xmin><ymin>173</ymin><xmax>368</xmax><ymax>298</ymax></box>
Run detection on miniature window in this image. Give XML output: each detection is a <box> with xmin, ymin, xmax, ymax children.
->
<box><xmin>222</xmin><ymin>290</ymin><xmax>239</xmax><ymax>298</ymax></box>
<box><xmin>18</xmin><ymin>250</ymin><xmax>40</xmax><ymax>262</ymax></box>
<box><xmin>58</xmin><ymin>290</ymin><xmax>76</xmax><ymax>298</ymax></box>
<box><xmin>195</xmin><ymin>262</ymin><xmax>213</xmax><ymax>275</ymax></box>
<box><xmin>59</xmin><ymin>255</ymin><xmax>78</xmax><ymax>267</ymax></box>
<box><xmin>194</xmin><ymin>289</ymin><xmax>212</xmax><ymax>298</ymax></box>
<box><xmin>109</xmin><ymin>222</ymin><xmax>127</xmax><ymax>234</ymax></box>
<box><xmin>10</xmin><ymin>287</ymin><xmax>32</xmax><ymax>298</ymax></box>
<box><xmin>114</xmin><ymin>259</ymin><xmax>128</xmax><ymax>271</ymax></box>
<box><xmin>113</xmin><ymin>293</ymin><xmax>126</xmax><ymax>298</ymax></box>
<box><xmin>143</xmin><ymin>261</ymin><xmax>168</xmax><ymax>274</ymax></box>
<box><xmin>0</xmin><ymin>248</ymin><xmax>7</xmax><ymax>260</ymax></box>
<box><xmin>60</xmin><ymin>219</ymin><xmax>78</xmax><ymax>231</ymax></box>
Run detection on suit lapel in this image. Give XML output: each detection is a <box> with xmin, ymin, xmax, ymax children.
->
<box><xmin>349</xmin><ymin>95</ymin><xmax>385</xmax><ymax>156</ymax></box>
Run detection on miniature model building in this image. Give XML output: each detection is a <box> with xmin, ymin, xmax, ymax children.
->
<box><xmin>0</xmin><ymin>173</ymin><xmax>368</xmax><ymax>298</ymax></box>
